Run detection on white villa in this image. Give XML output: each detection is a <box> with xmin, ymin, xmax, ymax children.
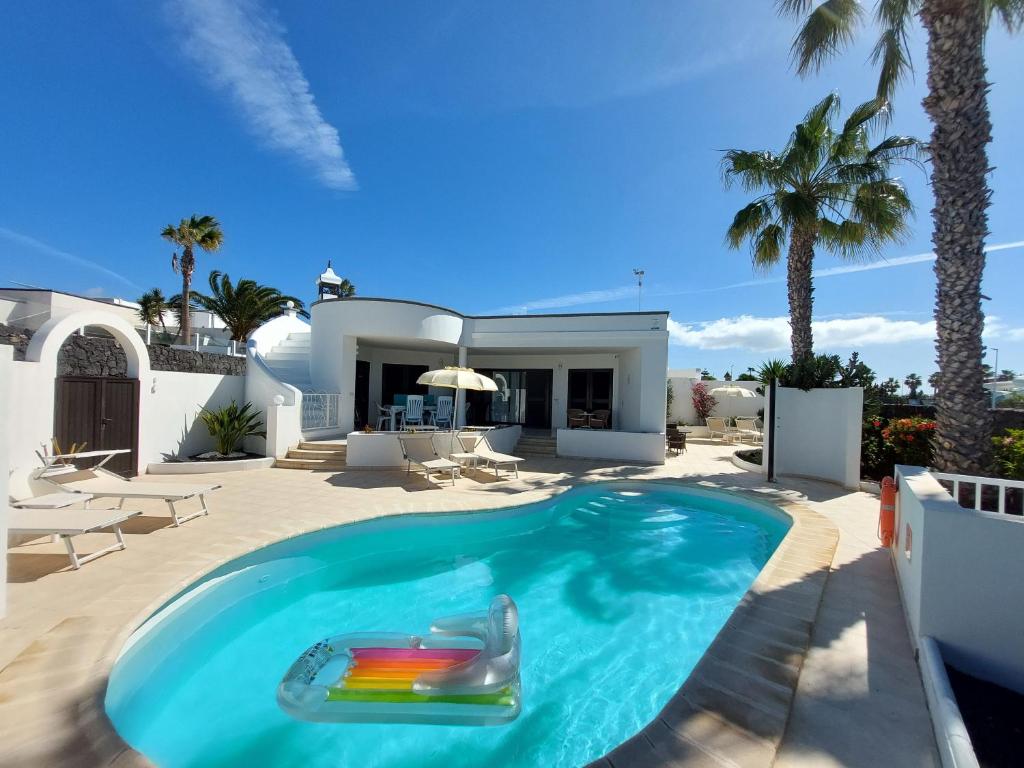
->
<box><xmin>247</xmin><ymin>269</ymin><xmax>670</xmax><ymax>465</ymax></box>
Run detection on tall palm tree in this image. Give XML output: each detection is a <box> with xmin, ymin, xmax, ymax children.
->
<box><xmin>776</xmin><ymin>1</ymin><xmax>1024</xmax><ymax>475</ymax></box>
<box><xmin>160</xmin><ymin>215</ymin><xmax>224</xmax><ymax>344</ymax></box>
<box><xmin>190</xmin><ymin>270</ymin><xmax>307</xmax><ymax>341</ymax></box>
<box><xmin>904</xmin><ymin>372</ymin><xmax>923</xmax><ymax>400</ymax></box>
<box><xmin>136</xmin><ymin>288</ymin><xmax>169</xmax><ymax>334</ymax></box>
<box><xmin>723</xmin><ymin>94</ymin><xmax>922</xmax><ymax>363</ymax></box>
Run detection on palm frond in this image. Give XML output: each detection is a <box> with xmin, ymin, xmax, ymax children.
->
<box><xmin>790</xmin><ymin>0</ymin><xmax>865</xmax><ymax>75</ymax></box>
<box><xmin>720</xmin><ymin>150</ymin><xmax>784</xmax><ymax>191</ymax></box>
<box><xmin>726</xmin><ymin>200</ymin><xmax>776</xmax><ymax>249</ymax></box>
<box><xmin>752</xmin><ymin>224</ymin><xmax>786</xmax><ymax>269</ymax></box>
<box><xmin>986</xmin><ymin>0</ymin><xmax>1024</xmax><ymax>31</ymax></box>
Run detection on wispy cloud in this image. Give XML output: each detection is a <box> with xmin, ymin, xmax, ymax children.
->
<box><xmin>489</xmin><ymin>240</ymin><xmax>1024</xmax><ymax>313</ymax></box>
<box><xmin>0</xmin><ymin>227</ymin><xmax>141</xmax><ymax>292</ymax></box>
<box><xmin>170</xmin><ymin>0</ymin><xmax>356</xmax><ymax>190</ymax></box>
<box><xmin>667</xmin><ymin>312</ymin><xmax>1014</xmax><ymax>352</ymax></box>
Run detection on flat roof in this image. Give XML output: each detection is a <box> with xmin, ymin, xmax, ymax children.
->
<box><xmin>0</xmin><ymin>287</ymin><xmax>134</xmax><ymax>306</ymax></box>
<box><xmin>310</xmin><ymin>295</ymin><xmax>670</xmax><ymax>319</ymax></box>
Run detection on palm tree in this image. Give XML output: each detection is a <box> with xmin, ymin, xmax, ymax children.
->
<box><xmin>190</xmin><ymin>271</ymin><xmax>307</xmax><ymax>341</ymax></box>
<box><xmin>161</xmin><ymin>215</ymin><xmax>224</xmax><ymax>344</ymax></box>
<box><xmin>137</xmin><ymin>288</ymin><xmax>169</xmax><ymax>334</ymax></box>
<box><xmin>904</xmin><ymin>373</ymin><xmax>923</xmax><ymax>400</ymax></box>
<box><xmin>723</xmin><ymin>94</ymin><xmax>921</xmax><ymax>363</ymax></box>
<box><xmin>776</xmin><ymin>1</ymin><xmax>1024</xmax><ymax>475</ymax></box>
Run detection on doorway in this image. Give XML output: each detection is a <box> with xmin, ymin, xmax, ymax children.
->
<box><xmin>381</xmin><ymin>363</ymin><xmax>428</xmax><ymax>406</ymax></box>
<box><xmin>354</xmin><ymin>360</ymin><xmax>370</xmax><ymax>429</ymax></box>
<box><xmin>466</xmin><ymin>369</ymin><xmax>552</xmax><ymax>429</ymax></box>
<box><xmin>567</xmin><ymin>369</ymin><xmax>613</xmax><ymax>426</ymax></box>
<box><xmin>54</xmin><ymin>376</ymin><xmax>140</xmax><ymax>476</ymax></box>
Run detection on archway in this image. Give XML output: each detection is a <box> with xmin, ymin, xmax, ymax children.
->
<box><xmin>26</xmin><ymin>311</ymin><xmax>150</xmax><ymax>476</ymax></box>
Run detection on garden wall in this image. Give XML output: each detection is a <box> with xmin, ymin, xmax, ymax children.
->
<box><xmin>667</xmin><ymin>377</ymin><xmax>762</xmax><ymax>425</ymax></box>
<box><xmin>0</xmin><ymin>322</ymin><xmax>245</xmax><ymax>376</ymax></box>
<box><xmin>771</xmin><ymin>386</ymin><xmax>863</xmax><ymax>488</ymax></box>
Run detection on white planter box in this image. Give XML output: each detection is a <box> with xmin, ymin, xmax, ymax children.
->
<box><xmin>147</xmin><ymin>457</ymin><xmax>275</xmax><ymax>474</ymax></box>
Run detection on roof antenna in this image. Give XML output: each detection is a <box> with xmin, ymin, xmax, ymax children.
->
<box><xmin>633</xmin><ymin>268</ymin><xmax>645</xmax><ymax>311</ymax></box>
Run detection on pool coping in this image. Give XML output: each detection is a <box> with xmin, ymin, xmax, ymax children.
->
<box><xmin>18</xmin><ymin>479</ymin><xmax>838</xmax><ymax>768</ymax></box>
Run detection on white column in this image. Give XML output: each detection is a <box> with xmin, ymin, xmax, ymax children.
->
<box><xmin>0</xmin><ymin>346</ymin><xmax>11</xmax><ymax>617</ymax></box>
<box><xmin>456</xmin><ymin>346</ymin><xmax>468</xmax><ymax>427</ymax></box>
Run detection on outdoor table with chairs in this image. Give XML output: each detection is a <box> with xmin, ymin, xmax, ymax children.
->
<box><xmin>566</xmin><ymin>408</ymin><xmax>611</xmax><ymax>429</ymax></box>
<box><xmin>376</xmin><ymin>394</ymin><xmax>456</xmax><ymax>431</ymax></box>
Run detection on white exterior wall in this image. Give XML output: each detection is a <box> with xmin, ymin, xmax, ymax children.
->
<box><xmin>246</xmin><ymin>314</ymin><xmax>309</xmax><ymax>457</ymax></box>
<box><xmin>894</xmin><ymin>467</ymin><xmax>1024</xmax><ymax>694</ymax></box>
<box><xmin>669</xmin><ymin>379</ymin><xmax>763</xmax><ymax>425</ymax></box>
<box><xmin>0</xmin><ymin>346</ymin><xmax>11</xmax><ymax>617</ymax></box>
<box><xmin>556</xmin><ymin>429</ymin><xmax>665</xmax><ymax>464</ymax></box>
<box><xmin>139</xmin><ymin>371</ymin><xmax>246</xmax><ymax>465</ymax></box>
<box><xmin>773</xmin><ymin>387</ymin><xmax>862</xmax><ymax>489</ymax></box>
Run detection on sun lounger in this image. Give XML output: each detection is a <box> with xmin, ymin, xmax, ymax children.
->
<box><xmin>7</xmin><ymin>506</ymin><xmax>141</xmax><ymax>569</ymax></box>
<box><xmin>38</xmin><ymin>450</ymin><xmax>218</xmax><ymax>526</ymax></box>
<box><xmin>459</xmin><ymin>435</ymin><xmax>523</xmax><ymax>479</ymax></box>
<box><xmin>397</xmin><ymin>435</ymin><xmax>460</xmax><ymax>486</ymax></box>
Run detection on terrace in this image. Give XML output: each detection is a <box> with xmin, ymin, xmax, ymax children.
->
<box><xmin>0</xmin><ymin>441</ymin><xmax>938</xmax><ymax>767</ymax></box>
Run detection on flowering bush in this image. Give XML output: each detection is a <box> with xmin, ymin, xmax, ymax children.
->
<box><xmin>993</xmin><ymin>429</ymin><xmax>1024</xmax><ymax>480</ymax></box>
<box><xmin>691</xmin><ymin>382</ymin><xmax>717</xmax><ymax>423</ymax></box>
<box><xmin>882</xmin><ymin>417</ymin><xmax>936</xmax><ymax>468</ymax></box>
<box><xmin>861</xmin><ymin>418</ymin><xmax>896</xmax><ymax>480</ymax></box>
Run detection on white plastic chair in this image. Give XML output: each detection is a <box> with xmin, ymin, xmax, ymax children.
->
<box><xmin>375</xmin><ymin>402</ymin><xmax>391</xmax><ymax>431</ymax></box>
<box><xmin>403</xmin><ymin>395</ymin><xmax>425</xmax><ymax>428</ymax></box>
<box><xmin>434</xmin><ymin>396</ymin><xmax>453</xmax><ymax>429</ymax></box>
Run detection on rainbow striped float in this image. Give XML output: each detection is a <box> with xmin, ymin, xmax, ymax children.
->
<box><xmin>277</xmin><ymin>595</ymin><xmax>521</xmax><ymax>725</ymax></box>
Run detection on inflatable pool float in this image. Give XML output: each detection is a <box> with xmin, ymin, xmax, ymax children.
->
<box><xmin>277</xmin><ymin>594</ymin><xmax>521</xmax><ymax>725</ymax></box>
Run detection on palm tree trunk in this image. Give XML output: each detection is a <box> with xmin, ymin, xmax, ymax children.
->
<box><xmin>921</xmin><ymin>0</ymin><xmax>993</xmax><ymax>474</ymax></box>
<box><xmin>180</xmin><ymin>245</ymin><xmax>193</xmax><ymax>345</ymax></box>
<box><xmin>787</xmin><ymin>227</ymin><xmax>816</xmax><ymax>364</ymax></box>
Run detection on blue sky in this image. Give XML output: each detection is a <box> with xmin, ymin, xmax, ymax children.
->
<box><xmin>1</xmin><ymin>1</ymin><xmax>1022</xmax><ymax>385</ymax></box>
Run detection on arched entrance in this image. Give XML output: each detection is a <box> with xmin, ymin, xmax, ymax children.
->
<box><xmin>26</xmin><ymin>311</ymin><xmax>150</xmax><ymax>477</ymax></box>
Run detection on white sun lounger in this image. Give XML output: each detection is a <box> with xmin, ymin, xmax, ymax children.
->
<box><xmin>38</xmin><ymin>450</ymin><xmax>219</xmax><ymax>526</ymax></box>
<box><xmin>7</xmin><ymin>506</ymin><xmax>142</xmax><ymax>569</ymax></box>
<box><xmin>459</xmin><ymin>434</ymin><xmax>523</xmax><ymax>479</ymax></box>
<box><xmin>397</xmin><ymin>435</ymin><xmax>460</xmax><ymax>487</ymax></box>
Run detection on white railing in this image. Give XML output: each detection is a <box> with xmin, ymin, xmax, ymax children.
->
<box><xmin>932</xmin><ymin>471</ymin><xmax>1024</xmax><ymax>516</ymax></box>
<box><xmin>301</xmin><ymin>393</ymin><xmax>340</xmax><ymax>431</ymax></box>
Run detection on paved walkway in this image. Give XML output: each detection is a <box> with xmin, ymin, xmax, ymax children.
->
<box><xmin>0</xmin><ymin>441</ymin><xmax>936</xmax><ymax>766</ymax></box>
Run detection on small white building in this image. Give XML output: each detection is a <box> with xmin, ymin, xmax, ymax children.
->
<box><xmin>247</xmin><ymin>294</ymin><xmax>670</xmax><ymax>464</ymax></box>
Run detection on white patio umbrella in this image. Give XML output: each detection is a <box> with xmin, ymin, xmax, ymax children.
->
<box><xmin>709</xmin><ymin>385</ymin><xmax>757</xmax><ymax>398</ymax></box>
<box><xmin>416</xmin><ymin>367</ymin><xmax>498</xmax><ymax>431</ymax></box>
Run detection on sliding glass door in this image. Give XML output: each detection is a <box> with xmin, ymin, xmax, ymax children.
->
<box><xmin>466</xmin><ymin>369</ymin><xmax>552</xmax><ymax>429</ymax></box>
<box><xmin>567</xmin><ymin>369</ymin><xmax>613</xmax><ymax>426</ymax></box>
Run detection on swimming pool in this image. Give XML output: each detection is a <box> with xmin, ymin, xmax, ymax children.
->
<box><xmin>106</xmin><ymin>482</ymin><xmax>790</xmax><ymax>768</ymax></box>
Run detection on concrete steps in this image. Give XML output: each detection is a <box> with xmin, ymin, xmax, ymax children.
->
<box><xmin>516</xmin><ymin>435</ymin><xmax>556</xmax><ymax>457</ymax></box>
<box><xmin>276</xmin><ymin>439</ymin><xmax>347</xmax><ymax>470</ymax></box>
<box><xmin>264</xmin><ymin>331</ymin><xmax>313</xmax><ymax>392</ymax></box>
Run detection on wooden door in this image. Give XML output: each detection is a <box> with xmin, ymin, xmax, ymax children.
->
<box><xmin>55</xmin><ymin>377</ymin><xmax>140</xmax><ymax>476</ymax></box>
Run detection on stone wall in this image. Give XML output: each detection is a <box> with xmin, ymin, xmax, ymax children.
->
<box><xmin>0</xmin><ymin>323</ymin><xmax>245</xmax><ymax>376</ymax></box>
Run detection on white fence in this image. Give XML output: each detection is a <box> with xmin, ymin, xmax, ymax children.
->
<box><xmin>301</xmin><ymin>393</ymin><xmax>341</xmax><ymax>431</ymax></box>
<box><xmin>933</xmin><ymin>472</ymin><xmax>1024</xmax><ymax>516</ymax></box>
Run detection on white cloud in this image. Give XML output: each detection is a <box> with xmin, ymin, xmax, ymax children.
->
<box><xmin>668</xmin><ymin>312</ymin><xmax>1020</xmax><ymax>352</ymax></box>
<box><xmin>0</xmin><ymin>227</ymin><xmax>141</xmax><ymax>291</ymax></box>
<box><xmin>170</xmin><ymin>0</ymin><xmax>356</xmax><ymax>190</ymax></box>
<box><xmin>484</xmin><ymin>285</ymin><xmax>637</xmax><ymax>315</ymax></box>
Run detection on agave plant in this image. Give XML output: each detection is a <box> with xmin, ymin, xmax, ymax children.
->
<box><xmin>198</xmin><ymin>401</ymin><xmax>265</xmax><ymax>456</ymax></box>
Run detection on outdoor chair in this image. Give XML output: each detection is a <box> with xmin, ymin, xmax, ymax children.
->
<box><xmin>397</xmin><ymin>434</ymin><xmax>460</xmax><ymax>486</ymax></box>
<box><xmin>734</xmin><ymin>417</ymin><xmax>763</xmax><ymax>444</ymax></box>
<box><xmin>6</xmin><ymin>505</ymin><xmax>141</xmax><ymax>569</ymax></box>
<box><xmin>434</xmin><ymin>396</ymin><xmax>454</xmax><ymax>429</ymax></box>
<box><xmin>706</xmin><ymin>417</ymin><xmax>739</xmax><ymax>443</ymax></box>
<box><xmin>402</xmin><ymin>395</ymin><xmax>425</xmax><ymax>428</ymax></box>
<box><xmin>567</xmin><ymin>409</ymin><xmax>588</xmax><ymax>429</ymax></box>
<box><xmin>589</xmin><ymin>409</ymin><xmax>610</xmax><ymax>429</ymax></box>
<box><xmin>666</xmin><ymin>424</ymin><xmax>686</xmax><ymax>455</ymax></box>
<box><xmin>460</xmin><ymin>434</ymin><xmax>523</xmax><ymax>479</ymax></box>
<box><xmin>375</xmin><ymin>402</ymin><xmax>391</xmax><ymax>431</ymax></box>
<box><xmin>38</xmin><ymin>450</ymin><xmax>219</xmax><ymax>526</ymax></box>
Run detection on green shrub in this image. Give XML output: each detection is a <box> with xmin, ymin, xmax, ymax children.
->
<box><xmin>861</xmin><ymin>418</ymin><xmax>897</xmax><ymax>480</ymax></box>
<box><xmin>993</xmin><ymin>429</ymin><xmax>1024</xmax><ymax>480</ymax></box>
<box><xmin>199</xmin><ymin>401</ymin><xmax>266</xmax><ymax>455</ymax></box>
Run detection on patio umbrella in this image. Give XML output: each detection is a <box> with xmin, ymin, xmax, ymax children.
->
<box><xmin>709</xmin><ymin>385</ymin><xmax>757</xmax><ymax>398</ymax></box>
<box><xmin>416</xmin><ymin>367</ymin><xmax>498</xmax><ymax>434</ymax></box>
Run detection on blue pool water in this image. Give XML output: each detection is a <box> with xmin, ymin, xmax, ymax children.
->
<box><xmin>106</xmin><ymin>482</ymin><xmax>789</xmax><ymax>768</ymax></box>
